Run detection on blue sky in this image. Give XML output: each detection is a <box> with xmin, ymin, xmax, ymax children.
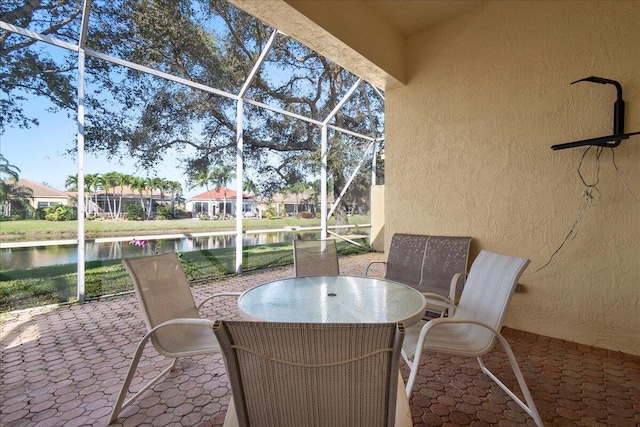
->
<box><xmin>0</xmin><ymin>15</ymin><xmax>363</xmax><ymax>199</ymax></box>
<box><xmin>1</xmin><ymin>98</ymin><xmax>204</xmax><ymax>197</ymax></box>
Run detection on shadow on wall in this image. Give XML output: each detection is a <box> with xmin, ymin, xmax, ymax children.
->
<box><xmin>372</xmin><ymin>225</ymin><xmax>384</xmax><ymax>252</ymax></box>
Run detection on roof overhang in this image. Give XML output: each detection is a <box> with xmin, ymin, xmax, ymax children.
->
<box><xmin>228</xmin><ymin>0</ymin><xmax>486</xmax><ymax>90</ymax></box>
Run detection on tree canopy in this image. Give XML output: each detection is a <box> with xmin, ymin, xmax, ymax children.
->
<box><xmin>1</xmin><ymin>0</ymin><xmax>384</xmax><ymax>224</ymax></box>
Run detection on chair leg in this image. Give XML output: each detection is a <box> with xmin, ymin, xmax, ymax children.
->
<box><xmin>476</xmin><ymin>336</ymin><xmax>544</xmax><ymax>426</ymax></box>
<box><xmin>402</xmin><ymin>349</ymin><xmax>421</xmax><ymax>398</ymax></box>
<box><xmin>108</xmin><ymin>335</ymin><xmax>178</xmax><ymax>424</ymax></box>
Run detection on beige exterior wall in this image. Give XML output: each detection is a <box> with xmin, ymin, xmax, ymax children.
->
<box><xmin>31</xmin><ymin>197</ymin><xmax>70</xmax><ymax>209</ymax></box>
<box><xmin>227</xmin><ymin>0</ymin><xmax>639</xmax><ymax>354</ymax></box>
<box><xmin>386</xmin><ymin>1</ymin><xmax>639</xmax><ymax>354</ymax></box>
<box><xmin>370</xmin><ymin>185</ymin><xmax>385</xmax><ymax>252</ymax></box>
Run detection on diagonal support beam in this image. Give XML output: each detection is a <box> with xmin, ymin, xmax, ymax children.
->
<box><xmin>327</xmin><ymin>140</ymin><xmax>375</xmax><ymax>219</ymax></box>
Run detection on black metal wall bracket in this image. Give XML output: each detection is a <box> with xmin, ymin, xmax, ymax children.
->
<box><xmin>551</xmin><ymin>76</ymin><xmax>640</xmax><ymax>150</ymax></box>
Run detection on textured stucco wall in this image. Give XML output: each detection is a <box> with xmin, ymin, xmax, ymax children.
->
<box><xmin>370</xmin><ymin>185</ymin><xmax>385</xmax><ymax>252</ymax></box>
<box><xmin>386</xmin><ymin>1</ymin><xmax>640</xmax><ymax>354</ymax></box>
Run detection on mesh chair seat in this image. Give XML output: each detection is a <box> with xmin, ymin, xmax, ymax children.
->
<box><xmin>293</xmin><ymin>239</ymin><xmax>340</xmax><ymax>277</ymax></box>
<box><xmin>364</xmin><ymin>234</ymin><xmax>471</xmax><ymax>314</ymax></box>
<box><xmin>215</xmin><ymin>321</ymin><xmax>412</xmax><ymax>427</ymax></box>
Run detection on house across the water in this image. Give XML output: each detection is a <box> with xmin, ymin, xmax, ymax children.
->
<box><xmin>185</xmin><ymin>187</ymin><xmax>257</xmax><ymax>219</ymax></box>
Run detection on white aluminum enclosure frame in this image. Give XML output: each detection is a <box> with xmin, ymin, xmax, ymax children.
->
<box><xmin>0</xmin><ymin>3</ymin><xmax>384</xmax><ymax>300</ymax></box>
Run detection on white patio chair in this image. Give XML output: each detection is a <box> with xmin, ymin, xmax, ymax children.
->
<box><xmin>402</xmin><ymin>250</ymin><xmax>543</xmax><ymax>426</ymax></box>
<box><xmin>214</xmin><ymin>320</ymin><xmax>412</xmax><ymax>427</ymax></box>
<box><xmin>108</xmin><ymin>252</ymin><xmax>240</xmax><ymax>425</ymax></box>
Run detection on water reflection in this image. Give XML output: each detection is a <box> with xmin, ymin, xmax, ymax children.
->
<box><xmin>1</xmin><ymin>231</ymin><xmax>322</xmax><ymax>270</ymax></box>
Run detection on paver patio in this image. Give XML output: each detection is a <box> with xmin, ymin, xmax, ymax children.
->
<box><xmin>1</xmin><ymin>252</ymin><xmax>639</xmax><ymax>426</ymax></box>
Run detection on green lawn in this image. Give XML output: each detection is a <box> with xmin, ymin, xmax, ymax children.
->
<box><xmin>1</xmin><ymin>215</ymin><xmax>372</xmax><ymax>313</ymax></box>
<box><xmin>0</xmin><ymin>240</ymin><xmax>369</xmax><ymax>313</ymax></box>
<box><xmin>0</xmin><ymin>216</ymin><xmax>371</xmax><ymax>241</ymax></box>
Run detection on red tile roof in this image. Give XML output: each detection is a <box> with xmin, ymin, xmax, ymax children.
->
<box><xmin>188</xmin><ymin>187</ymin><xmax>253</xmax><ymax>200</ymax></box>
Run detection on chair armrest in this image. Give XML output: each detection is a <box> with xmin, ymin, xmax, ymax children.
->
<box><xmin>448</xmin><ymin>273</ymin><xmax>468</xmax><ymax>302</ymax></box>
<box><xmin>421</xmin><ymin>292</ymin><xmax>456</xmax><ymax>316</ymax></box>
<box><xmin>405</xmin><ymin>317</ymin><xmax>507</xmax><ymax>396</ymax></box>
<box><xmin>420</xmin><ymin>317</ymin><xmax>501</xmax><ymax>338</ymax></box>
<box><xmin>421</xmin><ymin>292</ymin><xmax>455</xmax><ymax>306</ymax></box>
<box><xmin>197</xmin><ymin>292</ymin><xmax>242</xmax><ymax>311</ymax></box>
<box><xmin>363</xmin><ymin>261</ymin><xmax>387</xmax><ymax>277</ymax></box>
<box><xmin>408</xmin><ymin>317</ymin><xmax>503</xmax><ymax>364</ymax></box>
<box><xmin>148</xmin><ymin>317</ymin><xmax>216</xmax><ymax>336</ymax></box>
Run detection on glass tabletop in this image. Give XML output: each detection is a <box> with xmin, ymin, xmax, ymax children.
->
<box><xmin>237</xmin><ymin>275</ymin><xmax>427</xmax><ymax>326</ymax></box>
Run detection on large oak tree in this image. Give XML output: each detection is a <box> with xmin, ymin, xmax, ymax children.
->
<box><xmin>1</xmin><ymin>0</ymin><xmax>383</xmax><ymax>224</ymax></box>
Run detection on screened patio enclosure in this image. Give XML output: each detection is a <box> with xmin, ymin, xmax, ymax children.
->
<box><xmin>0</xmin><ymin>0</ymin><xmax>384</xmax><ymax>302</ymax></box>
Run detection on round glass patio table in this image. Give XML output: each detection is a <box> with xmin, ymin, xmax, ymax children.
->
<box><xmin>237</xmin><ymin>275</ymin><xmax>427</xmax><ymax>326</ymax></box>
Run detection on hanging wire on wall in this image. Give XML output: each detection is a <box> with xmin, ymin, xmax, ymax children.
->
<box><xmin>528</xmin><ymin>146</ymin><xmax>602</xmax><ymax>274</ymax></box>
<box><xmin>530</xmin><ymin>141</ymin><xmax>640</xmax><ymax>275</ymax></box>
<box><xmin>531</xmin><ymin>76</ymin><xmax>640</xmax><ymax>275</ymax></box>
<box><xmin>611</xmin><ymin>148</ymin><xmax>640</xmax><ymax>203</ymax></box>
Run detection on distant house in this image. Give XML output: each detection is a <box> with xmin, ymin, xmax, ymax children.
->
<box><xmin>92</xmin><ymin>185</ymin><xmax>171</xmax><ymax>218</ymax></box>
<box><xmin>3</xmin><ymin>179</ymin><xmax>75</xmax><ymax>218</ymax></box>
<box><xmin>256</xmin><ymin>192</ymin><xmax>334</xmax><ymax>218</ymax></box>
<box><xmin>16</xmin><ymin>179</ymin><xmax>73</xmax><ymax>210</ymax></box>
<box><xmin>185</xmin><ymin>187</ymin><xmax>256</xmax><ymax>218</ymax></box>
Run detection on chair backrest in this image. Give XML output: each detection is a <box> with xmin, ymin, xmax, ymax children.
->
<box><xmin>384</xmin><ymin>233</ymin><xmax>428</xmax><ymax>286</ymax></box>
<box><xmin>292</xmin><ymin>239</ymin><xmax>340</xmax><ymax>277</ymax></box>
<box><xmin>417</xmin><ymin>236</ymin><xmax>471</xmax><ymax>296</ymax></box>
<box><xmin>454</xmin><ymin>250</ymin><xmax>530</xmax><ymax>350</ymax></box>
<box><xmin>214</xmin><ymin>321</ymin><xmax>404</xmax><ymax>427</ymax></box>
<box><xmin>122</xmin><ymin>252</ymin><xmax>201</xmax><ymax>354</ymax></box>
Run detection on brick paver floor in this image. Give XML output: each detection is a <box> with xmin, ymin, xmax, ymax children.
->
<box><xmin>1</xmin><ymin>253</ymin><xmax>639</xmax><ymax>426</ymax></box>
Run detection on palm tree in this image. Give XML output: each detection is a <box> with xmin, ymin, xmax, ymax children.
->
<box><xmin>130</xmin><ymin>176</ymin><xmax>149</xmax><ymax>219</ymax></box>
<box><xmin>147</xmin><ymin>176</ymin><xmax>164</xmax><ymax>218</ymax></box>
<box><xmin>168</xmin><ymin>180</ymin><xmax>183</xmax><ymax>218</ymax></box>
<box><xmin>98</xmin><ymin>172</ymin><xmax>119</xmax><ymax>218</ymax></box>
<box><xmin>65</xmin><ymin>173</ymin><xmax>100</xmax><ymax>218</ymax></box>
<box><xmin>64</xmin><ymin>174</ymin><xmax>78</xmax><ymax>192</ymax></box>
<box><xmin>0</xmin><ymin>155</ymin><xmax>33</xmax><ymax>218</ymax></box>
<box><xmin>0</xmin><ymin>178</ymin><xmax>33</xmax><ymax>217</ymax></box>
<box><xmin>113</xmin><ymin>173</ymin><xmax>133</xmax><ymax>220</ymax></box>
<box><xmin>64</xmin><ymin>174</ymin><xmax>81</xmax><ymax>218</ymax></box>
<box><xmin>243</xmin><ymin>178</ymin><xmax>258</xmax><ymax>197</ymax></box>
<box><xmin>243</xmin><ymin>178</ymin><xmax>259</xmax><ymax>217</ymax></box>
<box><xmin>158</xmin><ymin>177</ymin><xmax>170</xmax><ymax>210</ymax></box>
<box><xmin>210</xmin><ymin>165</ymin><xmax>235</xmax><ymax>218</ymax></box>
<box><xmin>85</xmin><ymin>173</ymin><xmax>100</xmax><ymax>216</ymax></box>
<box><xmin>192</xmin><ymin>169</ymin><xmax>213</xmax><ymax>219</ymax></box>
<box><xmin>0</xmin><ymin>154</ymin><xmax>20</xmax><ymax>181</ymax></box>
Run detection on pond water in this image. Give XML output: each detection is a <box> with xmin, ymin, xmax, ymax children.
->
<box><xmin>1</xmin><ymin>230</ymin><xmax>333</xmax><ymax>270</ymax></box>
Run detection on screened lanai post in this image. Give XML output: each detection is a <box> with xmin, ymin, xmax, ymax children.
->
<box><xmin>235</xmin><ymin>100</ymin><xmax>244</xmax><ymax>274</ymax></box>
<box><xmin>234</xmin><ymin>29</ymin><xmax>279</xmax><ymax>274</ymax></box>
<box><xmin>321</xmin><ymin>125</ymin><xmax>328</xmax><ymax>239</ymax></box>
<box><xmin>372</xmin><ymin>140</ymin><xmax>378</xmax><ymax>186</ymax></box>
<box><xmin>76</xmin><ymin>49</ymin><xmax>86</xmax><ymax>302</ymax></box>
<box><xmin>370</xmin><ymin>89</ymin><xmax>385</xmax><ymax>248</ymax></box>
<box><xmin>370</xmin><ymin>139</ymin><xmax>379</xmax><ymax>250</ymax></box>
<box><xmin>75</xmin><ymin>0</ymin><xmax>92</xmax><ymax>303</ymax></box>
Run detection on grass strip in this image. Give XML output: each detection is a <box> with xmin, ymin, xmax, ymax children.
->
<box><xmin>0</xmin><ymin>240</ymin><xmax>368</xmax><ymax>313</ymax></box>
<box><xmin>0</xmin><ymin>216</ymin><xmax>371</xmax><ymax>240</ymax></box>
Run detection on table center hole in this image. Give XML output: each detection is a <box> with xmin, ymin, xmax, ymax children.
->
<box><xmin>327</xmin><ymin>293</ymin><xmax>337</xmax><ymax>297</ymax></box>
